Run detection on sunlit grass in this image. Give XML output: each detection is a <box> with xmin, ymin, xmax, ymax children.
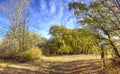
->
<box><xmin>0</xmin><ymin>60</ymin><xmax>38</xmax><ymax>70</ymax></box>
<box><xmin>0</xmin><ymin>54</ymin><xmax>117</xmax><ymax>74</ymax></box>
<box><xmin>40</xmin><ymin>54</ymin><xmax>112</xmax><ymax>62</ymax></box>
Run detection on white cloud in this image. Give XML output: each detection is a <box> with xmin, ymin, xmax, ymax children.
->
<box><xmin>40</xmin><ymin>0</ymin><xmax>47</xmax><ymax>12</ymax></box>
<box><xmin>66</xmin><ymin>0</ymin><xmax>79</xmax><ymax>2</ymax></box>
<box><xmin>49</xmin><ymin>0</ymin><xmax>56</xmax><ymax>14</ymax></box>
<box><xmin>58</xmin><ymin>3</ymin><xmax>64</xmax><ymax>19</ymax></box>
<box><xmin>28</xmin><ymin>0</ymin><xmax>79</xmax><ymax>39</ymax></box>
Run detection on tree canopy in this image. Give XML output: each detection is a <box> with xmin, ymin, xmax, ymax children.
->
<box><xmin>69</xmin><ymin>0</ymin><xmax>120</xmax><ymax>57</ymax></box>
<box><xmin>43</xmin><ymin>25</ymin><xmax>100</xmax><ymax>55</ymax></box>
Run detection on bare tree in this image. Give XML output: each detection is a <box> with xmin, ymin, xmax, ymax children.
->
<box><xmin>0</xmin><ymin>0</ymin><xmax>31</xmax><ymax>52</ymax></box>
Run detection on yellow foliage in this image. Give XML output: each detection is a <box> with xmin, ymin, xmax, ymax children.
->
<box><xmin>0</xmin><ymin>41</ymin><xmax>2</xmax><ymax>45</ymax></box>
<box><xmin>19</xmin><ymin>46</ymin><xmax>42</xmax><ymax>61</ymax></box>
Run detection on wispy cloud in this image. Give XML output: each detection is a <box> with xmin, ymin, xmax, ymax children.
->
<box><xmin>28</xmin><ymin>0</ymin><xmax>80</xmax><ymax>39</ymax></box>
<box><xmin>0</xmin><ymin>0</ymin><xmax>85</xmax><ymax>39</ymax></box>
<box><xmin>58</xmin><ymin>2</ymin><xmax>64</xmax><ymax>19</ymax></box>
<box><xmin>49</xmin><ymin>0</ymin><xmax>56</xmax><ymax>14</ymax></box>
<box><xmin>40</xmin><ymin>0</ymin><xmax>47</xmax><ymax>12</ymax></box>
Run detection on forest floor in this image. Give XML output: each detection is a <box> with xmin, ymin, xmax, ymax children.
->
<box><xmin>0</xmin><ymin>54</ymin><xmax>119</xmax><ymax>74</ymax></box>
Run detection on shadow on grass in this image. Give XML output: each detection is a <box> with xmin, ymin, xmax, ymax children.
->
<box><xmin>0</xmin><ymin>59</ymin><xmax>120</xmax><ymax>74</ymax></box>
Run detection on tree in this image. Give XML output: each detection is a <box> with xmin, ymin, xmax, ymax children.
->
<box><xmin>0</xmin><ymin>0</ymin><xmax>31</xmax><ymax>52</ymax></box>
<box><xmin>69</xmin><ymin>1</ymin><xmax>120</xmax><ymax>58</ymax></box>
<box><xmin>44</xmin><ymin>25</ymin><xmax>99</xmax><ymax>55</ymax></box>
<box><xmin>0</xmin><ymin>0</ymin><xmax>42</xmax><ymax>62</ymax></box>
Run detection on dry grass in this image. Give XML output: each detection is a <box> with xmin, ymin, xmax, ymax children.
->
<box><xmin>0</xmin><ymin>54</ymin><xmax>119</xmax><ymax>74</ymax></box>
<box><xmin>40</xmin><ymin>54</ymin><xmax>101</xmax><ymax>62</ymax></box>
<box><xmin>40</xmin><ymin>54</ymin><xmax>112</xmax><ymax>62</ymax></box>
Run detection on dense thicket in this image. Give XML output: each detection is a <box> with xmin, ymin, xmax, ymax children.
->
<box><xmin>42</xmin><ymin>25</ymin><xmax>100</xmax><ymax>55</ymax></box>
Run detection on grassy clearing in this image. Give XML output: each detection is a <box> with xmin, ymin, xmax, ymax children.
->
<box><xmin>40</xmin><ymin>54</ymin><xmax>101</xmax><ymax>62</ymax></box>
<box><xmin>40</xmin><ymin>54</ymin><xmax>112</xmax><ymax>62</ymax></box>
<box><xmin>0</xmin><ymin>54</ymin><xmax>118</xmax><ymax>74</ymax></box>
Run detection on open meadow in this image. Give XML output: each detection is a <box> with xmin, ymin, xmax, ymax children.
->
<box><xmin>0</xmin><ymin>0</ymin><xmax>120</xmax><ymax>74</ymax></box>
<box><xmin>0</xmin><ymin>55</ymin><xmax>119</xmax><ymax>74</ymax></box>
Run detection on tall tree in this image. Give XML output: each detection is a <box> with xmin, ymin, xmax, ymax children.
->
<box><xmin>69</xmin><ymin>1</ymin><xmax>120</xmax><ymax>57</ymax></box>
<box><xmin>45</xmin><ymin>25</ymin><xmax>99</xmax><ymax>55</ymax></box>
<box><xmin>0</xmin><ymin>0</ymin><xmax>31</xmax><ymax>52</ymax></box>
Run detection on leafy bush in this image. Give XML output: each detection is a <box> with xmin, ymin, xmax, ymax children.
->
<box><xmin>0</xmin><ymin>46</ymin><xmax>41</xmax><ymax>63</ymax></box>
<box><xmin>58</xmin><ymin>45</ymin><xmax>72</xmax><ymax>54</ymax></box>
<box><xmin>17</xmin><ymin>46</ymin><xmax>42</xmax><ymax>62</ymax></box>
<box><xmin>0</xmin><ymin>31</ymin><xmax>44</xmax><ymax>62</ymax></box>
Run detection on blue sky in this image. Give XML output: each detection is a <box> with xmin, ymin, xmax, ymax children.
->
<box><xmin>0</xmin><ymin>0</ymin><xmax>90</xmax><ymax>39</ymax></box>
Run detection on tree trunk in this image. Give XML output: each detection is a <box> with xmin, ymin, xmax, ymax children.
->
<box><xmin>101</xmin><ymin>44</ymin><xmax>106</xmax><ymax>68</ymax></box>
<box><xmin>109</xmin><ymin>39</ymin><xmax>120</xmax><ymax>58</ymax></box>
<box><xmin>100</xmin><ymin>24</ymin><xmax>120</xmax><ymax>58</ymax></box>
<box><xmin>101</xmin><ymin>44</ymin><xmax>105</xmax><ymax>59</ymax></box>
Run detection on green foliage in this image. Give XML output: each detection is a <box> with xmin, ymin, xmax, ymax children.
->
<box><xmin>57</xmin><ymin>39</ymin><xmax>72</xmax><ymax>54</ymax></box>
<box><xmin>0</xmin><ymin>46</ymin><xmax>41</xmax><ymax>63</ymax></box>
<box><xmin>0</xmin><ymin>0</ymin><xmax>44</xmax><ymax>62</ymax></box>
<box><xmin>0</xmin><ymin>32</ymin><xmax>42</xmax><ymax>62</ymax></box>
<box><xmin>43</xmin><ymin>25</ymin><xmax>100</xmax><ymax>55</ymax></box>
<box><xmin>0</xmin><ymin>41</ymin><xmax>2</xmax><ymax>45</ymax></box>
<box><xmin>58</xmin><ymin>44</ymin><xmax>72</xmax><ymax>54</ymax></box>
<box><xmin>17</xmin><ymin>46</ymin><xmax>41</xmax><ymax>62</ymax></box>
<box><xmin>69</xmin><ymin>1</ymin><xmax>120</xmax><ymax>57</ymax></box>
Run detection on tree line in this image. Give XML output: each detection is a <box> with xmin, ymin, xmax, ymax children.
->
<box><xmin>0</xmin><ymin>0</ymin><xmax>119</xmax><ymax>63</ymax></box>
<box><xmin>42</xmin><ymin>25</ymin><xmax>100</xmax><ymax>55</ymax></box>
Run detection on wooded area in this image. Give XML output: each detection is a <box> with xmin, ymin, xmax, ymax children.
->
<box><xmin>0</xmin><ymin>0</ymin><xmax>120</xmax><ymax>74</ymax></box>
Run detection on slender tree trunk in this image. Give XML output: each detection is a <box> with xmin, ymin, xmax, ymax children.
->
<box><xmin>101</xmin><ymin>44</ymin><xmax>105</xmax><ymax>59</ymax></box>
<box><xmin>101</xmin><ymin>44</ymin><xmax>107</xmax><ymax>68</ymax></box>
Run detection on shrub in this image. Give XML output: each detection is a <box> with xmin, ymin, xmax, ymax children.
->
<box><xmin>58</xmin><ymin>45</ymin><xmax>72</xmax><ymax>54</ymax></box>
<box><xmin>17</xmin><ymin>46</ymin><xmax>41</xmax><ymax>62</ymax></box>
<box><xmin>0</xmin><ymin>46</ymin><xmax>41</xmax><ymax>63</ymax></box>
